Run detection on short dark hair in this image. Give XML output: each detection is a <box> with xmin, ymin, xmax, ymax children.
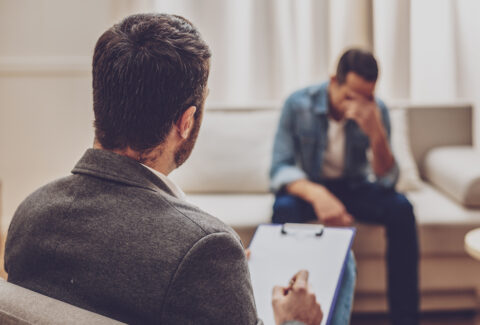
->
<box><xmin>92</xmin><ymin>13</ymin><xmax>211</xmax><ymax>152</ymax></box>
<box><xmin>336</xmin><ymin>49</ymin><xmax>378</xmax><ymax>84</ymax></box>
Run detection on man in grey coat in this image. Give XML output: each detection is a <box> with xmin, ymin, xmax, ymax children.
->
<box><xmin>5</xmin><ymin>14</ymin><xmax>322</xmax><ymax>325</ymax></box>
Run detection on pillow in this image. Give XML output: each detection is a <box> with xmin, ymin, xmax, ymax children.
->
<box><xmin>389</xmin><ymin>109</ymin><xmax>423</xmax><ymax>192</ymax></box>
<box><xmin>169</xmin><ymin>109</ymin><xmax>280</xmax><ymax>193</ymax></box>
<box><xmin>424</xmin><ymin>146</ymin><xmax>480</xmax><ymax>207</ymax></box>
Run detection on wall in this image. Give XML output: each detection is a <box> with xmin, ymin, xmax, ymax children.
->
<box><xmin>0</xmin><ymin>0</ymin><xmax>152</xmax><ymax>227</ymax></box>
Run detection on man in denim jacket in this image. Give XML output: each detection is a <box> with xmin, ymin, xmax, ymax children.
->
<box><xmin>270</xmin><ymin>49</ymin><xmax>419</xmax><ymax>325</ymax></box>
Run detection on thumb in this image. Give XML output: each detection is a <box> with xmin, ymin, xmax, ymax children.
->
<box><xmin>272</xmin><ymin>285</ymin><xmax>286</xmax><ymax>300</ymax></box>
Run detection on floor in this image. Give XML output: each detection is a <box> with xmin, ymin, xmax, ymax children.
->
<box><xmin>351</xmin><ymin>311</ymin><xmax>477</xmax><ymax>325</ymax></box>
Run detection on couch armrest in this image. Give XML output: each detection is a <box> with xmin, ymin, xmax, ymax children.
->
<box><xmin>424</xmin><ymin>146</ymin><xmax>480</xmax><ymax>207</ymax></box>
<box><xmin>0</xmin><ymin>279</ymin><xmax>124</xmax><ymax>325</ymax></box>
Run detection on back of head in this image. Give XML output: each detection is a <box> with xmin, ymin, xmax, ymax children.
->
<box><xmin>92</xmin><ymin>13</ymin><xmax>211</xmax><ymax>154</ymax></box>
<box><xmin>336</xmin><ymin>48</ymin><xmax>378</xmax><ymax>84</ymax></box>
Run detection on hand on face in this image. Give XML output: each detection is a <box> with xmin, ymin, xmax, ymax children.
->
<box><xmin>342</xmin><ymin>91</ymin><xmax>383</xmax><ymax>139</ymax></box>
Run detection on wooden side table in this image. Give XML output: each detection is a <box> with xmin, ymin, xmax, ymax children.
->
<box><xmin>466</xmin><ymin>228</ymin><xmax>480</xmax><ymax>261</ymax></box>
<box><xmin>465</xmin><ymin>228</ymin><xmax>480</xmax><ymax>325</ymax></box>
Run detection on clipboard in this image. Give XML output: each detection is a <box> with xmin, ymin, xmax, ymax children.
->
<box><xmin>248</xmin><ymin>223</ymin><xmax>355</xmax><ymax>325</ymax></box>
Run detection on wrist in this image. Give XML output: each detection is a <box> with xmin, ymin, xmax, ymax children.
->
<box><xmin>368</xmin><ymin>125</ymin><xmax>386</xmax><ymax>145</ymax></box>
<box><xmin>303</xmin><ymin>184</ymin><xmax>327</xmax><ymax>204</ymax></box>
<box><xmin>286</xmin><ymin>179</ymin><xmax>325</xmax><ymax>203</ymax></box>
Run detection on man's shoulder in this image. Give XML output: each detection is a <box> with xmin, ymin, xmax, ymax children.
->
<box><xmin>284</xmin><ymin>82</ymin><xmax>328</xmax><ymax>110</ymax></box>
<box><xmin>375</xmin><ymin>97</ymin><xmax>389</xmax><ymax>111</ymax></box>
<box><xmin>10</xmin><ymin>175</ymin><xmax>78</xmax><ymax>224</ymax></box>
<box><xmin>9</xmin><ymin>173</ymin><xmax>240</xmax><ymax>250</ymax></box>
<box><xmin>162</xmin><ymin>197</ymin><xmax>241</xmax><ymax>242</ymax></box>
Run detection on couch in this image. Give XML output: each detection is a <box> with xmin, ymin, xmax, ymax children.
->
<box><xmin>0</xmin><ymin>279</ymin><xmax>124</xmax><ymax>325</ymax></box>
<box><xmin>170</xmin><ymin>102</ymin><xmax>480</xmax><ymax>313</ymax></box>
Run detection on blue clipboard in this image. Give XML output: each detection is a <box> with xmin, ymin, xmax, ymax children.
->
<box><xmin>248</xmin><ymin>223</ymin><xmax>356</xmax><ymax>325</ymax></box>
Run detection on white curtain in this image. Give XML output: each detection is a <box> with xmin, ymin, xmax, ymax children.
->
<box><xmin>155</xmin><ymin>0</ymin><xmax>480</xmax><ymax>144</ymax></box>
<box><xmin>155</xmin><ymin>0</ymin><xmax>373</xmax><ymax>105</ymax></box>
<box><xmin>373</xmin><ymin>0</ymin><xmax>480</xmax><ymax>145</ymax></box>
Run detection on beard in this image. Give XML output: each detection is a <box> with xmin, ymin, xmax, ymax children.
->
<box><xmin>173</xmin><ymin>105</ymin><xmax>203</xmax><ymax>168</ymax></box>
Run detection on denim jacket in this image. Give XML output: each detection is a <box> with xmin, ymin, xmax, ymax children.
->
<box><xmin>269</xmin><ymin>82</ymin><xmax>399</xmax><ymax>193</ymax></box>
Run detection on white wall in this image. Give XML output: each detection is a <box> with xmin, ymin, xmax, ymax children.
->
<box><xmin>0</xmin><ymin>0</ymin><xmax>152</xmax><ymax>227</ymax></box>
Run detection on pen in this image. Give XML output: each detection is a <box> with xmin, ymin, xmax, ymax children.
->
<box><xmin>284</xmin><ymin>277</ymin><xmax>296</xmax><ymax>295</ymax></box>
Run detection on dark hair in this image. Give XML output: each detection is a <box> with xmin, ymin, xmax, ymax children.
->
<box><xmin>92</xmin><ymin>13</ymin><xmax>211</xmax><ymax>152</ymax></box>
<box><xmin>336</xmin><ymin>49</ymin><xmax>378</xmax><ymax>84</ymax></box>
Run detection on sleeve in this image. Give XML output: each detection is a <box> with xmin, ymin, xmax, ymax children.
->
<box><xmin>161</xmin><ymin>232</ymin><xmax>263</xmax><ymax>325</ymax></box>
<box><xmin>269</xmin><ymin>96</ymin><xmax>308</xmax><ymax>193</ymax></box>
<box><xmin>375</xmin><ymin>99</ymin><xmax>399</xmax><ymax>189</ymax></box>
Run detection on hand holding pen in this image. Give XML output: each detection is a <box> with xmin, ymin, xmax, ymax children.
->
<box><xmin>271</xmin><ymin>270</ymin><xmax>323</xmax><ymax>325</ymax></box>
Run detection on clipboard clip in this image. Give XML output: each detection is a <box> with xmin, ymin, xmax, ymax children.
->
<box><xmin>281</xmin><ymin>223</ymin><xmax>324</xmax><ymax>237</ymax></box>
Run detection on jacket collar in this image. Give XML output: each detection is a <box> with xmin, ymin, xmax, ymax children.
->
<box><xmin>71</xmin><ymin>148</ymin><xmax>176</xmax><ymax>197</ymax></box>
<box><xmin>308</xmin><ymin>81</ymin><xmax>329</xmax><ymax>115</ymax></box>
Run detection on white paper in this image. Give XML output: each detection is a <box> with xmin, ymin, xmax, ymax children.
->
<box><xmin>248</xmin><ymin>224</ymin><xmax>355</xmax><ymax>325</ymax></box>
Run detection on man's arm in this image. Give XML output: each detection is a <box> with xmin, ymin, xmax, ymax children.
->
<box><xmin>286</xmin><ymin>179</ymin><xmax>353</xmax><ymax>226</ymax></box>
<box><xmin>344</xmin><ymin>95</ymin><xmax>398</xmax><ymax>188</ymax></box>
<box><xmin>161</xmin><ymin>232</ymin><xmax>261</xmax><ymax>324</ymax></box>
<box><xmin>374</xmin><ymin>100</ymin><xmax>400</xmax><ymax>187</ymax></box>
<box><xmin>270</xmin><ymin>95</ymin><xmax>352</xmax><ymax>226</ymax></box>
<box><xmin>344</xmin><ymin>95</ymin><xmax>394</xmax><ymax>177</ymax></box>
<box><xmin>270</xmin><ymin>97</ymin><xmax>308</xmax><ymax>193</ymax></box>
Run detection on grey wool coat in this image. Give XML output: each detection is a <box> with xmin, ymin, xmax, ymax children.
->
<box><xmin>5</xmin><ymin>149</ymin><xmax>263</xmax><ymax>325</ymax></box>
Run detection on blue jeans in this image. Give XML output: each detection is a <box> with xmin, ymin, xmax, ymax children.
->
<box><xmin>272</xmin><ymin>180</ymin><xmax>419</xmax><ymax>325</ymax></box>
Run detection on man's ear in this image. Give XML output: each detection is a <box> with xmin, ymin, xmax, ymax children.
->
<box><xmin>330</xmin><ymin>75</ymin><xmax>338</xmax><ymax>86</ymax></box>
<box><xmin>176</xmin><ymin>106</ymin><xmax>197</xmax><ymax>139</ymax></box>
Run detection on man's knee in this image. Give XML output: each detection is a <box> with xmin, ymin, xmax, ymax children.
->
<box><xmin>272</xmin><ymin>194</ymin><xmax>310</xmax><ymax>224</ymax></box>
<box><xmin>387</xmin><ymin>193</ymin><xmax>416</xmax><ymax>228</ymax></box>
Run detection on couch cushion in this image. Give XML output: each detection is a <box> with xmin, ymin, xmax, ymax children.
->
<box><xmin>389</xmin><ymin>109</ymin><xmax>423</xmax><ymax>192</ymax></box>
<box><xmin>186</xmin><ymin>194</ymin><xmax>274</xmax><ymax>228</ymax></box>
<box><xmin>170</xmin><ymin>110</ymin><xmax>280</xmax><ymax>193</ymax></box>
<box><xmin>424</xmin><ymin>146</ymin><xmax>480</xmax><ymax>207</ymax></box>
<box><xmin>188</xmin><ymin>183</ymin><xmax>480</xmax><ymax>256</ymax></box>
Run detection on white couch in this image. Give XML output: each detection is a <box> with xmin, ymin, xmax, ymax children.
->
<box><xmin>171</xmin><ymin>103</ymin><xmax>480</xmax><ymax>313</ymax></box>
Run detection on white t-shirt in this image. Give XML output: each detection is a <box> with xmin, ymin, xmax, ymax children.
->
<box><xmin>321</xmin><ymin>118</ymin><xmax>346</xmax><ymax>179</ymax></box>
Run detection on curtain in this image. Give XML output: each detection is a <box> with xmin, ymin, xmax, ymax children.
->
<box><xmin>155</xmin><ymin>0</ymin><xmax>480</xmax><ymax>144</ymax></box>
<box><xmin>155</xmin><ymin>0</ymin><xmax>373</xmax><ymax>105</ymax></box>
<box><xmin>373</xmin><ymin>0</ymin><xmax>480</xmax><ymax>145</ymax></box>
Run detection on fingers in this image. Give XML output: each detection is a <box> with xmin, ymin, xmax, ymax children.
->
<box><xmin>292</xmin><ymin>270</ymin><xmax>309</xmax><ymax>291</ymax></box>
<box><xmin>342</xmin><ymin>213</ymin><xmax>354</xmax><ymax>226</ymax></box>
<box><xmin>272</xmin><ymin>285</ymin><xmax>286</xmax><ymax>300</ymax></box>
<box><xmin>321</xmin><ymin>211</ymin><xmax>354</xmax><ymax>227</ymax></box>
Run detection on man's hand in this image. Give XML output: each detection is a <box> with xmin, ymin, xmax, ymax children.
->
<box><xmin>287</xmin><ymin>180</ymin><xmax>353</xmax><ymax>226</ymax></box>
<box><xmin>342</xmin><ymin>91</ymin><xmax>395</xmax><ymax>176</ymax></box>
<box><xmin>272</xmin><ymin>270</ymin><xmax>323</xmax><ymax>325</ymax></box>
<box><xmin>309</xmin><ymin>185</ymin><xmax>353</xmax><ymax>226</ymax></box>
<box><xmin>343</xmin><ymin>91</ymin><xmax>384</xmax><ymax>141</ymax></box>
